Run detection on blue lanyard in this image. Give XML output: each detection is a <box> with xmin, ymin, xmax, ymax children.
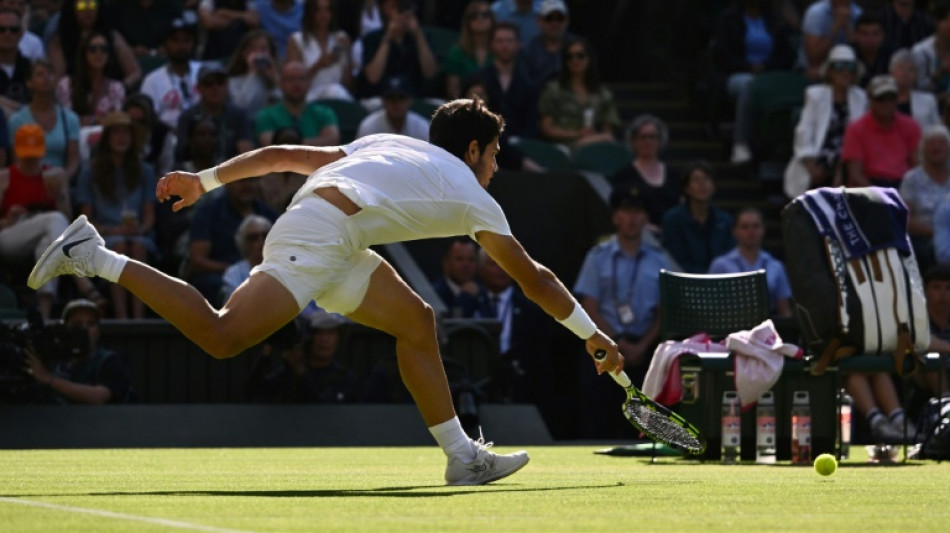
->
<box><xmin>611</xmin><ymin>251</ymin><xmax>641</xmax><ymax>304</ymax></box>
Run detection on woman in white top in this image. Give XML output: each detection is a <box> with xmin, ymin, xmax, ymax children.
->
<box><xmin>226</xmin><ymin>30</ymin><xmax>282</xmax><ymax>118</ymax></box>
<box><xmin>890</xmin><ymin>49</ymin><xmax>941</xmax><ymax>130</ymax></box>
<box><xmin>286</xmin><ymin>0</ymin><xmax>354</xmax><ymax>101</ymax></box>
<box><xmin>784</xmin><ymin>44</ymin><xmax>867</xmax><ymax>198</ymax></box>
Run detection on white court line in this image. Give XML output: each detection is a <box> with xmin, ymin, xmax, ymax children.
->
<box><xmin>0</xmin><ymin>496</ymin><xmax>255</xmax><ymax>533</ymax></box>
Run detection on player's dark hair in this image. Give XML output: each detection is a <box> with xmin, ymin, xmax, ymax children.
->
<box><xmin>429</xmin><ymin>97</ymin><xmax>505</xmax><ymax>161</ymax></box>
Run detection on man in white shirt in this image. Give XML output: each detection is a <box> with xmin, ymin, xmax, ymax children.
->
<box><xmin>29</xmin><ymin>99</ymin><xmax>622</xmax><ymax>486</ymax></box>
<box><xmin>356</xmin><ymin>74</ymin><xmax>429</xmax><ymax>141</ymax></box>
<box><xmin>139</xmin><ymin>18</ymin><xmax>203</xmax><ymax>129</ymax></box>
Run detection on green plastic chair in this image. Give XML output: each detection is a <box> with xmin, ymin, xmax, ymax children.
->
<box><xmin>511</xmin><ymin>138</ymin><xmax>572</xmax><ymax>172</ymax></box>
<box><xmin>746</xmin><ymin>71</ymin><xmax>808</xmax><ymax>161</ymax></box>
<box><xmin>658</xmin><ymin>269</ymin><xmax>770</xmax><ymax>341</ymax></box>
<box><xmin>0</xmin><ymin>282</ymin><xmax>24</xmax><ymax>319</ymax></box>
<box><xmin>571</xmin><ymin>141</ymin><xmax>632</xmax><ymax>176</ymax></box>
<box><xmin>423</xmin><ymin>25</ymin><xmax>460</xmax><ymax>64</ymax></box>
<box><xmin>314</xmin><ymin>98</ymin><xmax>368</xmax><ymax>144</ymax></box>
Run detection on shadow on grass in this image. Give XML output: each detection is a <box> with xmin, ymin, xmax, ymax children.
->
<box><xmin>2</xmin><ymin>484</ymin><xmax>626</xmax><ymax>499</ymax></box>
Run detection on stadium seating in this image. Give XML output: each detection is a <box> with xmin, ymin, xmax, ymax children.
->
<box><xmin>509</xmin><ymin>138</ymin><xmax>572</xmax><ymax>172</ymax></box>
<box><xmin>570</xmin><ymin>141</ymin><xmax>632</xmax><ymax>177</ymax></box>
<box><xmin>315</xmin><ymin>98</ymin><xmax>368</xmax><ymax>144</ymax></box>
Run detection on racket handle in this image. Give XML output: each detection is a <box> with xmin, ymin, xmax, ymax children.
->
<box><xmin>593</xmin><ymin>349</ymin><xmax>632</xmax><ymax>388</ymax></box>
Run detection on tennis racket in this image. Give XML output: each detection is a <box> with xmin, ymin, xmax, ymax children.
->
<box><xmin>594</xmin><ymin>350</ymin><xmax>707</xmax><ymax>455</ymax></box>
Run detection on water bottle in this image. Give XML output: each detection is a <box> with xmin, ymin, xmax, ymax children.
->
<box><xmin>838</xmin><ymin>388</ymin><xmax>853</xmax><ymax>460</ymax></box>
<box><xmin>755</xmin><ymin>391</ymin><xmax>777</xmax><ymax>464</ymax></box>
<box><xmin>791</xmin><ymin>391</ymin><xmax>811</xmax><ymax>465</ymax></box>
<box><xmin>721</xmin><ymin>391</ymin><xmax>741</xmax><ymax>464</ymax></box>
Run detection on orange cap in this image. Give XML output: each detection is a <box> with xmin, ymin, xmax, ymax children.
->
<box><xmin>14</xmin><ymin>123</ymin><xmax>46</xmax><ymax>159</ymax></box>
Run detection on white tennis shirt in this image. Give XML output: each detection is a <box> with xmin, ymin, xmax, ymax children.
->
<box><xmin>288</xmin><ymin>134</ymin><xmax>512</xmax><ymax>250</ymax></box>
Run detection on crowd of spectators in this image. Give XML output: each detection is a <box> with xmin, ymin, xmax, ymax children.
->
<box><xmin>4</xmin><ymin>1</ymin><xmax>950</xmax><ymax>441</ymax></box>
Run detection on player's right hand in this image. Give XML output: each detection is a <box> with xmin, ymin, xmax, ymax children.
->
<box><xmin>156</xmin><ymin>171</ymin><xmax>204</xmax><ymax>212</ymax></box>
<box><xmin>586</xmin><ymin>331</ymin><xmax>622</xmax><ymax>375</ymax></box>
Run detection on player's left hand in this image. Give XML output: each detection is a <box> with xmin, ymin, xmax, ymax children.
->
<box><xmin>586</xmin><ymin>331</ymin><xmax>622</xmax><ymax>375</ymax></box>
<box><xmin>157</xmin><ymin>171</ymin><xmax>204</xmax><ymax>212</ymax></box>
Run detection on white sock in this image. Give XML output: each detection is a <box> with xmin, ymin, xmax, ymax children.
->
<box><xmin>92</xmin><ymin>246</ymin><xmax>128</xmax><ymax>283</ymax></box>
<box><xmin>428</xmin><ymin>417</ymin><xmax>475</xmax><ymax>462</ymax></box>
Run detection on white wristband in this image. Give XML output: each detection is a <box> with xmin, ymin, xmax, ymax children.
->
<box><xmin>558</xmin><ymin>301</ymin><xmax>597</xmax><ymax>339</ymax></box>
<box><xmin>197</xmin><ymin>166</ymin><xmax>222</xmax><ymax>193</ymax></box>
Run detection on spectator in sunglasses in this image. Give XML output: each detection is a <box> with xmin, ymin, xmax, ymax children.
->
<box><xmin>444</xmin><ymin>0</ymin><xmax>494</xmax><ymax>99</ymax></box>
<box><xmin>0</xmin><ymin>7</ymin><xmax>32</xmax><ymax>118</ymax></box>
<box><xmin>522</xmin><ymin>0</ymin><xmax>574</xmax><ymax>86</ymax></box>
<box><xmin>55</xmin><ymin>31</ymin><xmax>125</xmax><ymax>126</ymax></box>
<box><xmin>784</xmin><ymin>44</ymin><xmax>867</xmax><ymax>198</ymax></box>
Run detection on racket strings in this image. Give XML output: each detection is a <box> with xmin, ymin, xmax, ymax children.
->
<box><xmin>625</xmin><ymin>399</ymin><xmax>704</xmax><ymax>452</ymax></box>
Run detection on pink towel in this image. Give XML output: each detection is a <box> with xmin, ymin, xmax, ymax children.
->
<box><xmin>642</xmin><ymin>320</ymin><xmax>802</xmax><ymax>410</ymax></box>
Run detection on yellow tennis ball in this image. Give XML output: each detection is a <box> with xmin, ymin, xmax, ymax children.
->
<box><xmin>814</xmin><ymin>453</ymin><xmax>837</xmax><ymax>476</ymax></box>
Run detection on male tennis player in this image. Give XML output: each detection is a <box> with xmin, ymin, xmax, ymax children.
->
<box><xmin>29</xmin><ymin>98</ymin><xmax>622</xmax><ymax>485</ymax></box>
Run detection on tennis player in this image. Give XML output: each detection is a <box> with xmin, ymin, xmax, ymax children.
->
<box><xmin>29</xmin><ymin>98</ymin><xmax>622</xmax><ymax>485</ymax></box>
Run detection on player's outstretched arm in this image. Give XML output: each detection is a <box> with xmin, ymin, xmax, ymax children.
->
<box><xmin>476</xmin><ymin>231</ymin><xmax>622</xmax><ymax>374</ymax></box>
<box><xmin>157</xmin><ymin>145</ymin><xmax>347</xmax><ymax>211</ymax></box>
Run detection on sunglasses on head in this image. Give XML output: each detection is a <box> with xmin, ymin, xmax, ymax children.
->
<box><xmin>544</xmin><ymin>13</ymin><xmax>566</xmax><ymax>22</ymax></box>
<box><xmin>0</xmin><ymin>25</ymin><xmax>21</xmax><ymax>34</ymax></box>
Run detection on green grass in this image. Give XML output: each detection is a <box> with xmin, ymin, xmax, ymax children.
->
<box><xmin>1</xmin><ymin>447</ymin><xmax>949</xmax><ymax>532</ymax></box>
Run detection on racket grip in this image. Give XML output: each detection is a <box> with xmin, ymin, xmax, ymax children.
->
<box><xmin>593</xmin><ymin>349</ymin><xmax>633</xmax><ymax>388</ymax></box>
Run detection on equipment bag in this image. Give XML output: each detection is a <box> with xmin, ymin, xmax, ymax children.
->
<box><xmin>912</xmin><ymin>397</ymin><xmax>950</xmax><ymax>461</ymax></box>
<box><xmin>781</xmin><ymin>187</ymin><xmax>929</xmax><ymax>375</ymax></box>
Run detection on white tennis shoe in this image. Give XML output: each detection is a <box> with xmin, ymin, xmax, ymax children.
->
<box><xmin>28</xmin><ymin>215</ymin><xmax>104</xmax><ymax>290</ymax></box>
<box><xmin>444</xmin><ymin>436</ymin><xmax>530</xmax><ymax>486</ymax></box>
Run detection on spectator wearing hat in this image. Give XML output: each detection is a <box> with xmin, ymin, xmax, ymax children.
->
<box><xmin>842</xmin><ymin>74</ymin><xmax>921</xmax><ymax>188</ymax></box>
<box><xmin>0</xmin><ymin>7</ymin><xmax>33</xmax><ymax>118</ymax></box>
<box><xmin>54</xmin><ymin>30</ymin><xmax>126</xmax><ymax>126</ymax></box>
<box><xmin>107</xmin><ymin>0</ymin><xmax>183</xmax><ymax>61</ymax></box>
<box><xmin>22</xmin><ymin>297</ymin><xmax>136</xmax><ymax>404</ymax></box>
<box><xmin>139</xmin><ymin>17</ymin><xmax>203</xmax><ymax>130</ymax></box>
<box><xmin>708</xmin><ymin>207</ymin><xmax>792</xmax><ymax>317</ymax></box>
<box><xmin>1</xmin><ymin>0</ymin><xmax>47</xmax><ymax>62</ymax></box>
<box><xmin>359</xmin><ymin>0</ymin><xmax>438</xmax><ymax>99</ymax></box>
<box><xmin>47</xmin><ymin>0</ymin><xmax>141</xmax><ymax>91</ymax></box>
<box><xmin>8</xmin><ymin>59</ymin><xmax>81</xmax><ymax>184</ymax></box>
<box><xmin>784</xmin><ymin>44</ymin><xmax>867</xmax><ymax>198</ymax></box>
<box><xmin>661</xmin><ymin>162</ymin><xmax>735</xmax><ymax>274</ymax></box>
<box><xmin>0</xmin><ymin>123</ymin><xmax>79</xmax><ymax>318</ymax></box>
<box><xmin>75</xmin><ymin>111</ymin><xmax>158</xmax><ymax>319</ymax></box>
<box><xmin>254</xmin><ymin>60</ymin><xmax>340</xmax><ymax>146</ymax></box>
<box><xmin>175</xmin><ymin>64</ymin><xmax>253</xmax><ymax>164</ymax></box>
<box><xmin>801</xmin><ymin>0</ymin><xmax>863</xmax><ymax>81</ymax></box>
<box><xmin>247</xmin><ymin>310</ymin><xmax>361</xmax><ymax>403</ymax></box>
<box><xmin>573</xmin><ymin>184</ymin><xmax>669</xmax><ymax>437</ymax></box>
<box><xmin>220</xmin><ymin>214</ymin><xmax>273</xmax><ymax>303</ymax></box>
<box><xmin>356</xmin><ymin>75</ymin><xmax>428</xmax><ymax>141</ymax></box>
<box><xmin>522</xmin><ymin>0</ymin><xmax>574</xmax><ymax>86</ymax></box>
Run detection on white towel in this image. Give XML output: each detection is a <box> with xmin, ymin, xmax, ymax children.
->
<box><xmin>726</xmin><ymin>319</ymin><xmax>802</xmax><ymax>408</ymax></box>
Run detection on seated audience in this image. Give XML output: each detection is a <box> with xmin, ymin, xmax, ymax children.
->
<box><xmin>138</xmin><ymin>17</ymin><xmax>202</xmax><ymax>130</ymax></box>
<box><xmin>480</xmin><ymin>21</ymin><xmax>538</xmax><ymax>139</ymax></box>
<box><xmin>355</xmin><ymin>75</ymin><xmax>429</xmax><ymax>141</ymax></box>
<box><xmin>286</xmin><ymin>0</ymin><xmax>354</xmax><ymax>101</ymax></box>
<box><xmin>522</xmin><ymin>0</ymin><xmax>573</xmax><ymax>86</ymax></box>
<box><xmin>712</xmin><ymin>0</ymin><xmax>795</xmax><ymax>164</ymax></box>
<box><xmin>431</xmin><ymin>237</ymin><xmax>487</xmax><ymax>319</ymax></box>
<box><xmin>841</xmin><ymin>74</ymin><xmax>921</xmax><ymax>188</ymax></box>
<box><xmin>220</xmin><ymin>214</ymin><xmax>272</xmax><ymax>303</ymax></box>
<box><xmin>75</xmin><ymin>111</ymin><xmax>157</xmax><ymax>319</ymax></box>
<box><xmin>899</xmin><ymin>124</ymin><xmax>950</xmax><ymax>271</ymax></box>
<box><xmin>890</xmin><ymin>48</ymin><xmax>940</xmax><ymax>130</ymax></box>
<box><xmin>662</xmin><ymin>163</ymin><xmax>735</xmax><ymax>274</ymax></box>
<box><xmin>491</xmin><ymin>0</ymin><xmax>539</xmax><ymax>45</ymax></box>
<box><xmin>850</xmin><ymin>12</ymin><xmax>891</xmax><ymax>87</ymax></box>
<box><xmin>254</xmin><ymin>61</ymin><xmax>340</xmax><ymax>146</ymax></box>
<box><xmin>123</xmin><ymin>93</ymin><xmax>174</xmax><ymax>178</ymax></box>
<box><xmin>359</xmin><ymin>0</ymin><xmax>437</xmax><ymax>98</ymax></box>
<box><xmin>801</xmin><ymin>0</ymin><xmax>862</xmax><ymax>80</ymax></box>
<box><xmin>55</xmin><ymin>31</ymin><xmax>125</xmax><ymax>126</ymax></box>
<box><xmin>198</xmin><ymin>0</ymin><xmax>261</xmax><ymax>62</ymax></box>
<box><xmin>538</xmin><ymin>37</ymin><xmax>619</xmax><ymax>149</ymax></box>
<box><xmin>175</xmin><ymin>65</ymin><xmax>254</xmax><ymax>164</ymax></box>
<box><xmin>881</xmin><ymin>0</ymin><xmax>933</xmax><ymax>52</ymax></box>
<box><xmin>610</xmin><ymin>114</ymin><xmax>679</xmax><ymax>234</ymax></box>
<box><xmin>444</xmin><ymin>0</ymin><xmax>494</xmax><ymax>100</ymax></box>
<box><xmin>784</xmin><ymin>44</ymin><xmax>867</xmax><ymax>198</ymax></box>
<box><xmin>708</xmin><ymin>207</ymin><xmax>792</xmax><ymax>317</ymax></box>
<box><xmin>226</xmin><ymin>29</ymin><xmax>281</xmax><ymax>119</ymax></box>
<box><xmin>0</xmin><ymin>7</ymin><xmax>32</xmax><ymax>118</ymax></box>
<box><xmin>912</xmin><ymin>1</ymin><xmax>950</xmax><ymax>93</ymax></box>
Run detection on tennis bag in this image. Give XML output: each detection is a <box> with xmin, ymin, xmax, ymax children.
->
<box><xmin>781</xmin><ymin>186</ymin><xmax>929</xmax><ymax>376</ymax></box>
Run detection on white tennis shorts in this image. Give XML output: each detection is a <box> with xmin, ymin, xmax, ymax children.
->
<box><xmin>251</xmin><ymin>195</ymin><xmax>382</xmax><ymax>315</ymax></box>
